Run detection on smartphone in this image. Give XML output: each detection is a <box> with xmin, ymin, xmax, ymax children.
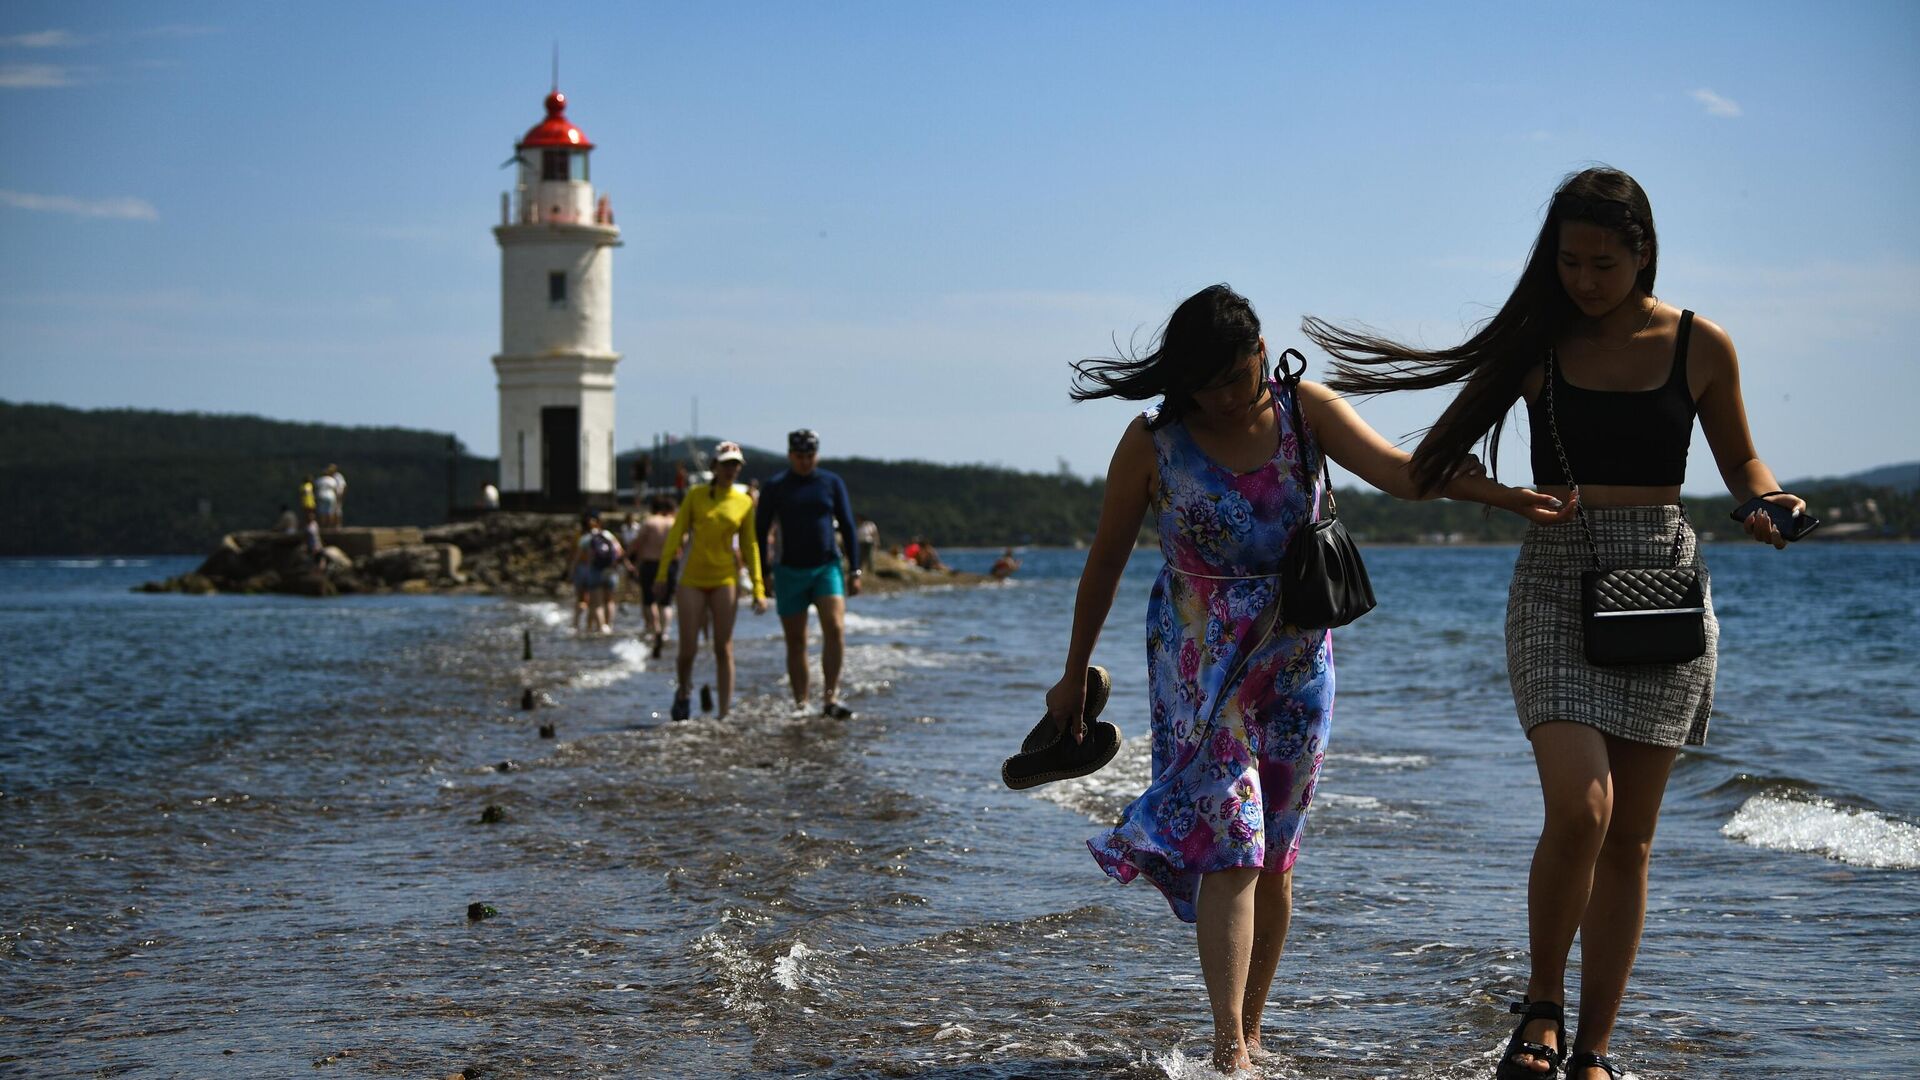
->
<box><xmin>1729</xmin><ymin>497</ymin><xmax>1820</xmax><ymax>541</ymax></box>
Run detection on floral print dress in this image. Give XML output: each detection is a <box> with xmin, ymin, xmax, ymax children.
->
<box><xmin>1089</xmin><ymin>381</ymin><xmax>1335</xmax><ymax>923</ymax></box>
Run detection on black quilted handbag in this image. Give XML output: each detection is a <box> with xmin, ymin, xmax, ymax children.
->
<box><xmin>1581</xmin><ymin>566</ymin><xmax>1706</xmax><ymax>665</ymax></box>
<box><xmin>1544</xmin><ymin>349</ymin><xmax>1706</xmax><ymax>666</ymax></box>
<box><xmin>1277</xmin><ymin>349</ymin><xmax>1376</xmax><ymax>630</ymax></box>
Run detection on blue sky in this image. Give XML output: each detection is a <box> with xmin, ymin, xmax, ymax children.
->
<box><xmin>2</xmin><ymin>2</ymin><xmax>1915</xmax><ymax>492</ymax></box>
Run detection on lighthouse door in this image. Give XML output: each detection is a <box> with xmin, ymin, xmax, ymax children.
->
<box><xmin>540</xmin><ymin>406</ymin><xmax>581</xmax><ymax>503</ymax></box>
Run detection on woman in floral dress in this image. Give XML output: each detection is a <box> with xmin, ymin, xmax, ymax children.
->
<box><xmin>1047</xmin><ymin>285</ymin><xmax>1573</xmax><ymax>1072</ymax></box>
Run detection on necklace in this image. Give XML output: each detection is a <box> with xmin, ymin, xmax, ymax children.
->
<box><xmin>1582</xmin><ymin>298</ymin><xmax>1658</xmax><ymax>352</ymax></box>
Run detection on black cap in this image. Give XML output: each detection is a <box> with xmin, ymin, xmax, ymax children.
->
<box><xmin>789</xmin><ymin>429</ymin><xmax>820</xmax><ymax>453</ymax></box>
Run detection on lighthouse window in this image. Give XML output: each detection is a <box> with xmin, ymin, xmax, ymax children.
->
<box><xmin>541</xmin><ymin>150</ymin><xmax>571</xmax><ymax>181</ymax></box>
<box><xmin>548</xmin><ymin>271</ymin><xmax>567</xmax><ymax>308</ymax></box>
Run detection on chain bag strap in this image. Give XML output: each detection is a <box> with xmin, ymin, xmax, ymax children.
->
<box><xmin>1275</xmin><ymin>349</ymin><xmax>1377</xmax><ymax>630</ymax></box>
<box><xmin>1543</xmin><ymin>348</ymin><xmax>1706</xmax><ymax>666</ymax></box>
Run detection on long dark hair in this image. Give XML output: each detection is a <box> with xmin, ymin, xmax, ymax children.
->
<box><xmin>1072</xmin><ymin>284</ymin><xmax>1264</xmax><ymax>426</ymax></box>
<box><xmin>1302</xmin><ymin>167</ymin><xmax>1659</xmax><ymax>492</ymax></box>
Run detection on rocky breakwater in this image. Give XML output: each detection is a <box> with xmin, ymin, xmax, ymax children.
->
<box><xmin>141</xmin><ymin>514</ymin><xmax>585</xmax><ymax>598</ymax></box>
<box><xmin>144</xmin><ymin>511</ymin><xmax>990</xmax><ymax>595</ymax></box>
<box><xmin>142</xmin><ymin>514</ymin><xmax>991</xmax><ymax>598</ymax></box>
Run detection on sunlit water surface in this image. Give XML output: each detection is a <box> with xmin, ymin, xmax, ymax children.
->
<box><xmin>1</xmin><ymin>545</ymin><xmax>1915</xmax><ymax>1078</ymax></box>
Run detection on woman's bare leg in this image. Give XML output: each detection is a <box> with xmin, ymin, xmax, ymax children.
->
<box><xmin>1570</xmin><ymin>734</ymin><xmax>1677</xmax><ymax>1072</ymax></box>
<box><xmin>673</xmin><ymin>584</ymin><xmax>711</xmax><ymax>702</ymax></box>
<box><xmin>707</xmin><ymin>584</ymin><xmax>739</xmax><ymax>718</ymax></box>
<box><xmin>1195</xmin><ymin>866</ymin><xmax>1260</xmax><ymax>1072</ymax></box>
<box><xmin>1240</xmin><ymin>868</ymin><xmax>1292</xmax><ymax>1057</ymax></box>
<box><xmin>1514</xmin><ymin>721</ymin><xmax>1615</xmax><ymax>1073</ymax></box>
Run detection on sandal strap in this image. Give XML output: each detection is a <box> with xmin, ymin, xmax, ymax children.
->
<box><xmin>1508</xmin><ymin>1041</ymin><xmax>1564</xmax><ymax>1065</ymax></box>
<box><xmin>1508</xmin><ymin>998</ymin><xmax>1566</xmax><ymax>1021</ymax></box>
<box><xmin>1566</xmin><ymin>1051</ymin><xmax>1620</xmax><ymax>1077</ymax></box>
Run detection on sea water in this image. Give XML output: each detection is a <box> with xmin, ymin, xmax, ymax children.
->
<box><xmin>1</xmin><ymin>545</ymin><xmax>1915</xmax><ymax>1078</ymax></box>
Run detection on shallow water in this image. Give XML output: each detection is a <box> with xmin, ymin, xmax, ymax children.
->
<box><xmin>1</xmin><ymin>545</ymin><xmax>1915</xmax><ymax>1078</ymax></box>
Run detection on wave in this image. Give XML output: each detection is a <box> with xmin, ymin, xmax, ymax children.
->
<box><xmin>1722</xmin><ymin>793</ymin><xmax>1920</xmax><ymax>869</ymax></box>
<box><xmin>518</xmin><ymin>601</ymin><xmax>570</xmax><ymax>628</ymax></box>
<box><xmin>1339</xmin><ymin>752</ymin><xmax>1432</xmax><ymax>769</ymax></box>
<box><xmin>570</xmin><ymin>637</ymin><xmax>650</xmax><ymax>689</ymax></box>
<box><xmin>842</xmin><ymin>611</ymin><xmax>924</xmax><ymax>635</ymax></box>
<box><xmin>51</xmin><ymin>558</ymin><xmax>153</xmax><ymax>569</ymax></box>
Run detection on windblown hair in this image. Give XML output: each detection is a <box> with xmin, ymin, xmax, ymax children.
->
<box><xmin>1302</xmin><ymin>167</ymin><xmax>1659</xmax><ymax>493</ymax></box>
<box><xmin>1071</xmin><ymin>284</ymin><xmax>1263</xmax><ymax>426</ymax></box>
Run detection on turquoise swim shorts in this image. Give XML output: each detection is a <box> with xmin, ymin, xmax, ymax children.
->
<box><xmin>773</xmin><ymin>562</ymin><xmax>845</xmax><ymax>617</ymax></box>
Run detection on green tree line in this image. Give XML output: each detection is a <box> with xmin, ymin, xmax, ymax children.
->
<box><xmin>1</xmin><ymin>402</ymin><xmax>495</xmax><ymax>555</ymax></box>
<box><xmin>4</xmin><ymin>401</ymin><xmax>1911</xmax><ymax>555</ymax></box>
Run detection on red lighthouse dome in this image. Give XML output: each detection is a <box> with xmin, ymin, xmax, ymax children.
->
<box><xmin>519</xmin><ymin>90</ymin><xmax>593</xmax><ymax>150</ymax></box>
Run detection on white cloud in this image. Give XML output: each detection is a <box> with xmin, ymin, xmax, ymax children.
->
<box><xmin>0</xmin><ymin>63</ymin><xmax>74</xmax><ymax>88</ymax></box>
<box><xmin>0</xmin><ymin>190</ymin><xmax>159</xmax><ymax>221</ymax></box>
<box><xmin>1690</xmin><ymin>88</ymin><xmax>1743</xmax><ymax>118</ymax></box>
<box><xmin>0</xmin><ymin>29</ymin><xmax>81</xmax><ymax>47</ymax></box>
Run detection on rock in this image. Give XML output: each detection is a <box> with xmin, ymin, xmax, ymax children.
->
<box><xmin>495</xmin><ymin>760</ymin><xmax>518</xmax><ymax>772</ymax></box>
<box><xmin>477</xmin><ymin>805</ymin><xmax>506</xmax><ymax>824</ymax></box>
<box><xmin>365</xmin><ymin>543</ymin><xmax>461</xmax><ymax>585</ymax></box>
<box><xmin>397</xmin><ymin>579</ymin><xmax>432</xmax><ymax>594</ymax></box>
<box><xmin>520</xmin><ymin>688</ymin><xmax>536</xmax><ymax>711</ymax></box>
<box><xmin>421</xmin><ymin>520</ymin><xmax>485</xmax><ymax>550</ymax></box>
<box><xmin>466</xmin><ymin>902</ymin><xmax>497</xmax><ymax>921</ymax></box>
<box><xmin>538</xmin><ymin>722</ymin><xmax>555</xmax><ymax>739</ymax></box>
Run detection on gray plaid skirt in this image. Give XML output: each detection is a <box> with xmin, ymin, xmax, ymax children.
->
<box><xmin>1506</xmin><ymin>504</ymin><xmax>1717</xmax><ymax>747</ymax></box>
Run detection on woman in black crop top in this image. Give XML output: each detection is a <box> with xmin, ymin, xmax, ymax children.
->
<box><xmin>1302</xmin><ymin>167</ymin><xmax>1805</xmax><ymax>1080</ymax></box>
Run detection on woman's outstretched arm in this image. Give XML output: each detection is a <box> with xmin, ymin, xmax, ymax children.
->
<box><xmin>1046</xmin><ymin>416</ymin><xmax>1156</xmax><ymax>742</ymax></box>
<box><xmin>1296</xmin><ymin>380</ymin><xmax>1577</xmax><ymax>524</ymax></box>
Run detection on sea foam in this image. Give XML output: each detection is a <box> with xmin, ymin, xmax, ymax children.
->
<box><xmin>570</xmin><ymin>637</ymin><xmax>649</xmax><ymax>689</ymax></box>
<box><xmin>1722</xmin><ymin>793</ymin><xmax>1920</xmax><ymax>870</ymax></box>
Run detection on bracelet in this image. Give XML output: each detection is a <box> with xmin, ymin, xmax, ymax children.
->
<box><xmin>1759</xmin><ymin>490</ymin><xmax>1789</xmax><ymax>499</ymax></box>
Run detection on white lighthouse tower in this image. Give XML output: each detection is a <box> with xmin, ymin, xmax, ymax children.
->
<box><xmin>493</xmin><ymin>87</ymin><xmax>620</xmax><ymax>510</ymax></box>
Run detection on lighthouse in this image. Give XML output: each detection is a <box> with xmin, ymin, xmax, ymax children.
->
<box><xmin>492</xmin><ymin>87</ymin><xmax>620</xmax><ymax>510</ymax></box>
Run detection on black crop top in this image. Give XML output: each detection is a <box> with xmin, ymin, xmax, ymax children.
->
<box><xmin>1530</xmin><ymin>310</ymin><xmax>1697</xmax><ymax>487</ymax></box>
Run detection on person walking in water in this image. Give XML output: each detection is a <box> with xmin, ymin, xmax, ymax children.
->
<box><xmin>631</xmin><ymin>496</ymin><xmax>678</xmax><ymax>659</ymax></box>
<box><xmin>755</xmin><ymin>429</ymin><xmax>862</xmax><ymax>719</ymax></box>
<box><xmin>654</xmin><ymin>442</ymin><xmax>766</xmax><ymax>720</ymax></box>
<box><xmin>1047</xmin><ymin>285</ymin><xmax>1572</xmax><ymax>1073</ymax></box>
<box><xmin>1303</xmin><ymin>167</ymin><xmax>1808</xmax><ymax>1080</ymax></box>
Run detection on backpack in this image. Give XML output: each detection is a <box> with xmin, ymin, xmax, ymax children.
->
<box><xmin>588</xmin><ymin>530</ymin><xmax>617</xmax><ymax>570</ymax></box>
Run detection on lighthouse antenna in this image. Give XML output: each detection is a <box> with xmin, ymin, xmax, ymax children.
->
<box><xmin>551</xmin><ymin>42</ymin><xmax>558</xmax><ymax>92</ymax></box>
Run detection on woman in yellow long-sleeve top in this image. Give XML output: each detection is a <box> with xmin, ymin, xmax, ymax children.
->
<box><xmin>653</xmin><ymin>441</ymin><xmax>767</xmax><ymax>720</ymax></box>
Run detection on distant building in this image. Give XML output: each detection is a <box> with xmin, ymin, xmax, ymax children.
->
<box><xmin>492</xmin><ymin>86</ymin><xmax>621</xmax><ymax>510</ymax></box>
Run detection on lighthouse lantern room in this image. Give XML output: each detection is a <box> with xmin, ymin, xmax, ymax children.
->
<box><xmin>492</xmin><ymin>88</ymin><xmax>621</xmax><ymax>510</ymax></box>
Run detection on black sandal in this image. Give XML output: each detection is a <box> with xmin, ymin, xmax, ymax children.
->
<box><xmin>1001</xmin><ymin>666</ymin><xmax>1120</xmax><ymax>790</ymax></box>
<box><xmin>1495</xmin><ymin>999</ymin><xmax>1565</xmax><ymax>1079</ymax></box>
<box><xmin>1017</xmin><ymin>665</ymin><xmax>1111</xmax><ymax>754</ymax></box>
<box><xmin>1563</xmin><ymin>1051</ymin><xmax>1619</xmax><ymax>1079</ymax></box>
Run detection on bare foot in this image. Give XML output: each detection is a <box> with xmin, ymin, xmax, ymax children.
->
<box><xmin>1242</xmin><ymin>1031</ymin><xmax>1271</xmax><ymax>1062</ymax></box>
<box><xmin>1210</xmin><ymin>1037</ymin><xmax>1252</xmax><ymax>1074</ymax></box>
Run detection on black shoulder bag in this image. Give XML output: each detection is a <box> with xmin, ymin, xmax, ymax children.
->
<box><xmin>1276</xmin><ymin>349</ymin><xmax>1376</xmax><ymax>629</ymax></box>
<box><xmin>1543</xmin><ymin>348</ymin><xmax>1706</xmax><ymax>665</ymax></box>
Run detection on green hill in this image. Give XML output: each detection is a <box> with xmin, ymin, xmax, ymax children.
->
<box><xmin>0</xmin><ymin>401</ymin><xmax>495</xmax><ymax>555</ymax></box>
<box><xmin>4</xmin><ymin>401</ymin><xmax>1912</xmax><ymax>555</ymax></box>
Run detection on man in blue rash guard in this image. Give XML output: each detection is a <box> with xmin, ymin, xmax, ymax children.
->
<box><xmin>756</xmin><ymin>429</ymin><xmax>863</xmax><ymax>719</ymax></box>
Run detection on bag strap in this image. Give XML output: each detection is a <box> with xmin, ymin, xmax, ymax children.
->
<box><xmin>1541</xmin><ymin>348</ymin><xmax>1603</xmax><ymax>571</ymax></box>
<box><xmin>1277</xmin><ymin>348</ymin><xmax>1339</xmax><ymax>523</ymax></box>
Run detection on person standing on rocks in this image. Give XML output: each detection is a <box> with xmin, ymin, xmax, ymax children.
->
<box><xmin>856</xmin><ymin>517</ymin><xmax>879</xmax><ymax>575</ymax></box>
<box><xmin>330</xmin><ymin>465</ymin><xmax>347</xmax><ymax>527</ymax></box>
<box><xmin>755</xmin><ymin>429</ymin><xmax>862</xmax><ymax>719</ymax></box>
